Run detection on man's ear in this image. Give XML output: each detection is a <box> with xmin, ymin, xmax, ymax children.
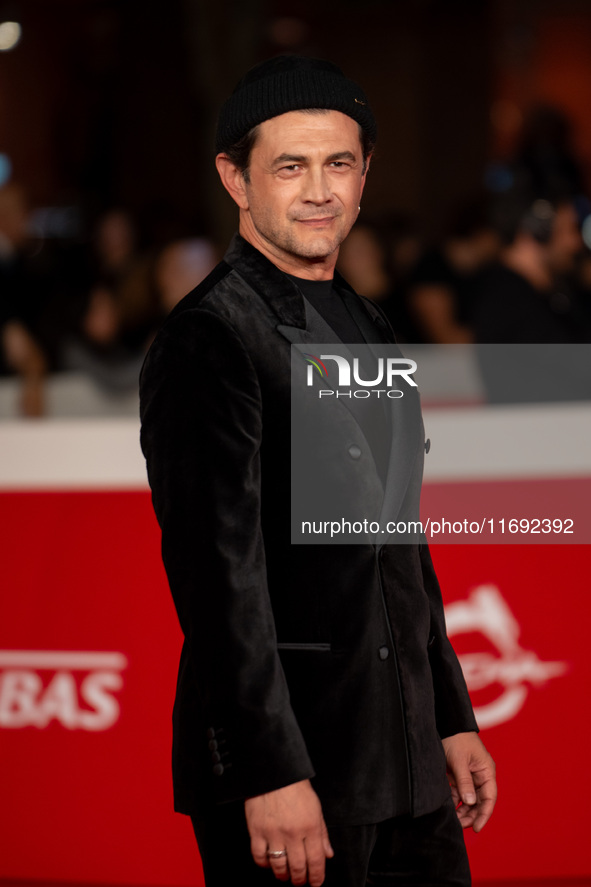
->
<box><xmin>216</xmin><ymin>154</ymin><xmax>249</xmax><ymax>210</ymax></box>
<box><xmin>360</xmin><ymin>152</ymin><xmax>372</xmax><ymax>198</ymax></box>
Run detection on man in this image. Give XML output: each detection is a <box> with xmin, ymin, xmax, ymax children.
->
<box><xmin>473</xmin><ymin>193</ymin><xmax>584</xmax><ymax>344</ymax></box>
<box><xmin>140</xmin><ymin>56</ymin><xmax>496</xmax><ymax>887</ymax></box>
<box><xmin>471</xmin><ymin>191</ymin><xmax>588</xmax><ymax>402</ymax></box>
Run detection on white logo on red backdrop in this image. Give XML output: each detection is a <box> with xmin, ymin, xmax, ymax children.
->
<box><xmin>0</xmin><ymin>589</ymin><xmax>568</xmax><ymax>732</ymax></box>
<box><xmin>445</xmin><ymin>585</ymin><xmax>568</xmax><ymax>728</ymax></box>
<box><xmin>0</xmin><ymin>650</ymin><xmax>127</xmax><ymax>731</ymax></box>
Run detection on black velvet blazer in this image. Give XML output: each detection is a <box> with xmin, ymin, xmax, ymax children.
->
<box><xmin>139</xmin><ymin>234</ymin><xmax>477</xmax><ymax>826</ymax></box>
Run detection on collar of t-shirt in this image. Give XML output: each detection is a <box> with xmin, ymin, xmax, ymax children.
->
<box><xmin>285</xmin><ymin>272</ymin><xmax>366</xmax><ymax>344</ymax></box>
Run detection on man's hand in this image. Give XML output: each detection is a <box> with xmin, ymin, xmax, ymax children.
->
<box><xmin>245</xmin><ymin>779</ymin><xmax>334</xmax><ymax>886</ymax></box>
<box><xmin>441</xmin><ymin>731</ymin><xmax>497</xmax><ymax>832</ymax></box>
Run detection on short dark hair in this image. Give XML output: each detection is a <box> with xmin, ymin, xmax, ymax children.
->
<box><xmin>223</xmin><ymin>109</ymin><xmax>375</xmax><ymax>182</ymax></box>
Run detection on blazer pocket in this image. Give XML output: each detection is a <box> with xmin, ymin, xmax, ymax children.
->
<box><xmin>276</xmin><ymin>642</ymin><xmax>331</xmax><ymax>652</ymax></box>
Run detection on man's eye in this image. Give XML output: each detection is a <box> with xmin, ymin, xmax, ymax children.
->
<box><xmin>279</xmin><ymin>164</ymin><xmax>301</xmax><ymax>173</ymax></box>
<box><xmin>329</xmin><ymin>161</ymin><xmax>348</xmax><ymax>169</ymax></box>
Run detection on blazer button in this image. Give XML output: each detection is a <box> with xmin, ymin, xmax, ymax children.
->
<box><xmin>208</xmin><ymin>740</ymin><xmax>218</xmax><ymax>751</ymax></box>
<box><xmin>206</xmin><ymin>727</ymin><xmax>216</xmax><ymax>740</ymax></box>
<box><xmin>424</xmin><ymin>438</ymin><xmax>431</xmax><ymax>454</ymax></box>
<box><xmin>378</xmin><ymin>645</ymin><xmax>390</xmax><ymax>660</ymax></box>
<box><xmin>211</xmin><ymin>751</ymin><xmax>221</xmax><ymax>763</ymax></box>
<box><xmin>348</xmin><ymin>445</ymin><xmax>362</xmax><ymax>460</ymax></box>
<box><xmin>212</xmin><ymin>763</ymin><xmax>225</xmax><ymax>776</ymax></box>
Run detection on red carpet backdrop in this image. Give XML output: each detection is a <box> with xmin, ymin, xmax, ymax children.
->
<box><xmin>0</xmin><ymin>416</ymin><xmax>590</xmax><ymax>884</ymax></box>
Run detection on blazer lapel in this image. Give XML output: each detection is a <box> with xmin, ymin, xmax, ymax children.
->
<box><xmin>224</xmin><ymin>233</ymin><xmax>307</xmax><ymax>328</ymax></box>
<box><xmin>333</xmin><ymin>278</ymin><xmax>425</xmax><ymax>538</ymax></box>
<box><xmin>278</xmin><ymin>299</ymin><xmax>382</xmax><ymax>456</ymax></box>
<box><xmin>341</xmin><ymin>291</ymin><xmax>425</xmax><ymax>539</ymax></box>
<box><xmin>279</xmin><ymin>301</ymin><xmax>425</xmax><ymax>540</ymax></box>
<box><xmin>334</xmin><ymin>271</ymin><xmax>396</xmax><ymax>345</ymax></box>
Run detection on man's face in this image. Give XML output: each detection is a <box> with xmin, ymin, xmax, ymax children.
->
<box><xmin>235</xmin><ymin>110</ymin><xmax>368</xmax><ymax>276</ymax></box>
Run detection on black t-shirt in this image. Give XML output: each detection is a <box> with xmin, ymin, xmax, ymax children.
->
<box><xmin>285</xmin><ymin>273</ymin><xmax>365</xmax><ymax>343</ymax></box>
<box><xmin>285</xmin><ymin>272</ymin><xmax>392</xmax><ymax>483</ymax></box>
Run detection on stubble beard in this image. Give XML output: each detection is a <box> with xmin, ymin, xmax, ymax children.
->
<box><xmin>279</xmin><ymin>228</ymin><xmax>343</xmax><ymax>260</ymax></box>
<box><xmin>254</xmin><ymin>209</ymin><xmax>351</xmax><ymax>262</ymax></box>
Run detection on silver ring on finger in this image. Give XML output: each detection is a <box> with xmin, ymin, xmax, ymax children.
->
<box><xmin>267</xmin><ymin>849</ymin><xmax>288</xmax><ymax>859</ymax></box>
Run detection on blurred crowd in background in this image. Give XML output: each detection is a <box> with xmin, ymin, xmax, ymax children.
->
<box><xmin>0</xmin><ymin>188</ymin><xmax>221</xmax><ymax>415</ymax></box>
<box><xmin>3</xmin><ymin>0</ymin><xmax>591</xmax><ymax>417</ymax></box>
<box><xmin>2</xmin><ymin>101</ymin><xmax>591</xmax><ymax>417</ymax></box>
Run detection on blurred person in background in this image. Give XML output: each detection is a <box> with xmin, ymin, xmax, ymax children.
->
<box><xmin>336</xmin><ymin>217</ymin><xmax>423</xmax><ymax>344</ymax></box>
<box><xmin>0</xmin><ymin>184</ymin><xmax>48</xmax><ymax>416</ymax></box>
<box><xmin>336</xmin><ymin>222</ymin><xmax>392</xmax><ymax>305</ymax></box>
<box><xmin>335</xmin><ymin>220</ymin><xmax>398</xmax><ymax>332</ymax></box>
<box><xmin>94</xmin><ymin>208</ymin><xmax>137</xmax><ymax>279</ymax></box>
<box><xmin>511</xmin><ymin>104</ymin><xmax>588</xmax><ymax>201</ymax></box>
<box><xmin>154</xmin><ymin>237</ymin><xmax>219</xmax><ymax>319</ymax></box>
<box><xmin>62</xmin><ymin>219</ymin><xmax>219</xmax><ymax>390</ymax></box>
<box><xmin>379</xmin><ymin>212</ymin><xmax>424</xmax><ymax>343</ymax></box>
<box><xmin>472</xmin><ymin>191</ymin><xmax>585</xmax><ymax>343</ymax></box>
<box><xmin>472</xmin><ymin>190</ymin><xmax>590</xmax><ymax>403</ymax></box>
<box><xmin>405</xmin><ymin>198</ymin><xmax>500</xmax><ymax>344</ymax></box>
<box><xmin>60</xmin><ymin>208</ymin><xmax>159</xmax><ymax>392</ymax></box>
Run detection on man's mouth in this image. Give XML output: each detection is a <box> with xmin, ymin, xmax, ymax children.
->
<box><xmin>295</xmin><ymin>216</ymin><xmax>336</xmax><ymax>227</ymax></box>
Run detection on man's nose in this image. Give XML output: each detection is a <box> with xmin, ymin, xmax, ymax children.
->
<box><xmin>301</xmin><ymin>168</ymin><xmax>332</xmax><ymax>203</ymax></box>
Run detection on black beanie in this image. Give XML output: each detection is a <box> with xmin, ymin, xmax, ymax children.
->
<box><xmin>215</xmin><ymin>55</ymin><xmax>377</xmax><ymax>154</ymax></box>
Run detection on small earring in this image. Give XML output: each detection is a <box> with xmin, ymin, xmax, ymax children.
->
<box><xmin>358</xmin><ymin>205</ymin><xmax>361</xmax><ymax>211</ymax></box>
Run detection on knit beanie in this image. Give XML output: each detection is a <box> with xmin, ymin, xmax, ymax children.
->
<box><xmin>215</xmin><ymin>55</ymin><xmax>377</xmax><ymax>154</ymax></box>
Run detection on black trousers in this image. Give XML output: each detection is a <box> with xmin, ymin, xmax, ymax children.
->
<box><xmin>190</xmin><ymin>796</ymin><xmax>471</xmax><ymax>887</ymax></box>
